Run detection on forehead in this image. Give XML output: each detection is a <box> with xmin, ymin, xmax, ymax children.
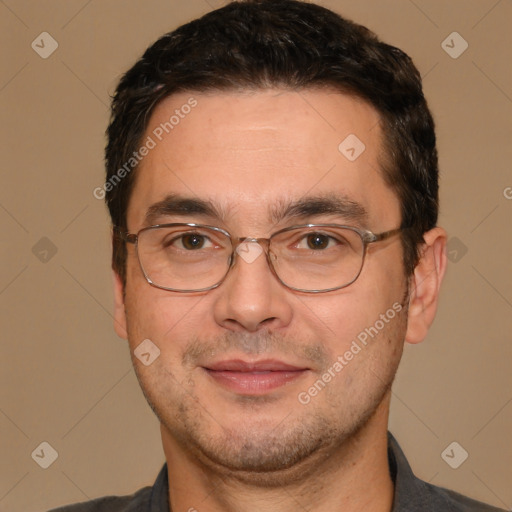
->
<box><xmin>127</xmin><ymin>89</ymin><xmax>400</xmax><ymax>232</ymax></box>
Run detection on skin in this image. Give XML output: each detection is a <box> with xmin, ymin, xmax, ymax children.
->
<box><xmin>113</xmin><ymin>89</ymin><xmax>447</xmax><ymax>512</ymax></box>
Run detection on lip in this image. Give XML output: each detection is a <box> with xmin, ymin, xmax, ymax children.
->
<box><xmin>203</xmin><ymin>359</ymin><xmax>309</xmax><ymax>395</ymax></box>
<box><xmin>205</xmin><ymin>359</ymin><xmax>306</xmax><ymax>372</ymax></box>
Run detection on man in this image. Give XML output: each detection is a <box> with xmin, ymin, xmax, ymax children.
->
<box><xmin>52</xmin><ymin>1</ymin><xmax>505</xmax><ymax>510</ymax></box>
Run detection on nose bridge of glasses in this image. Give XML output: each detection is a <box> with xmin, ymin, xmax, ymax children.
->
<box><xmin>233</xmin><ymin>236</ymin><xmax>271</xmax><ymax>250</ymax></box>
<box><xmin>230</xmin><ymin>237</ymin><xmax>275</xmax><ymax>270</ymax></box>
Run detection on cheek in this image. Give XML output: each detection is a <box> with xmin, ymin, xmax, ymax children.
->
<box><xmin>124</xmin><ymin>258</ymin><xmax>174</xmax><ymax>342</ymax></box>
<box><xmin>123</xmin><ymin>279</ymin><xmax>208</xmax><ymax>358</ymax></box>
<box><xmin>298</xmin><ymin>261</ymin><xmax>406</xmax><ymax>355</ymax></box>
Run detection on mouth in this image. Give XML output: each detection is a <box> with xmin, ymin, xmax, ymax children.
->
<box><xmin>202</xmin><ymin>359</ymin><xmax>309</xmax><ymax>395</ymax></box>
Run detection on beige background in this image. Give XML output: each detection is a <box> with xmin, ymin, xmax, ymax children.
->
<box><xmin>1</xmin><ymin>0</ymin><xmax>511</xmax><ymax>510</ymax></box>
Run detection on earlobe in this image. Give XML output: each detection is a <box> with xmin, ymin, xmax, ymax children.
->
<box><xmin>405</xmin><ymin>227</ymin><xmax>447</xmax><ymax>344</ymax></box>
<box><xmin>112</xmin><ymin>270</ymin><xmax>128</xmax><ymax>340</ymax></box>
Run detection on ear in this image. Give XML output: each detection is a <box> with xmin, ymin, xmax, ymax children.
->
<box><xmin>405</xmin><ymin>227</ymin><xmax>447</xmax><ymax>344</ymax></box>
<box><xmin>112</xmin><ymin>270</ymin><xmax>128</xmax><ymax>340</ymax></box>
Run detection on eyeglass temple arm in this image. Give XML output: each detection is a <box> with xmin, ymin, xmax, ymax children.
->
<box><xmin>369</xmin><ymin>227</ymin><xmax>404</xmax><ymax>243</ymax></box>
<box><xmin>114</xmin><ymin>227</ymin><xmax>137</xmax><ymax>244</ymax></box>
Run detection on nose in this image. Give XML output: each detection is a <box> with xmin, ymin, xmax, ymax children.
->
<box><xmin>211</xmin><ymin>241</ymin><xmax>293</xmax><ymax>333</ymax></box>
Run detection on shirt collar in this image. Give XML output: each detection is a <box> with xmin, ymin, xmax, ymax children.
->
<box><xmin>149</xmin><ymin>463</ymin><xmax>170</xmax><ymax>512</ymax></box>
<box><xmin>388</xmin><ymin>431</ymin><xmax>434</xmax><ymax>511</ymax></box>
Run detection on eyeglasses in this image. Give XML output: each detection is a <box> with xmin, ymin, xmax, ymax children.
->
<box><xmin>118</xmin><ymin>223</ymin><xmax>402</xmax><ymax>293</ymax></box>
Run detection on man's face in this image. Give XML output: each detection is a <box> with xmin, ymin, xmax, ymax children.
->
<box><xmin>115</xmin><ymin>89</ymin><xmax>410</xmax><ymax>478</ymax></box>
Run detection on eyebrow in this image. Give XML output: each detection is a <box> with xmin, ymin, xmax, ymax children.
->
<box><xmin>144</xmin><ymin>194</ymin><xmax>228</xmax><ymax>226</ymax></box>
<box><xmin>143</xmin><ymin>192</ymin><xmax>368</xmax><ymax>227</ymax></box>
<box><xmin>270</xmin><ymin>193</ymin><xmax>368</xmax><ymax>225</ymax></box>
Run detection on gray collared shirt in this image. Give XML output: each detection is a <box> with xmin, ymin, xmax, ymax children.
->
<box><xmin>49</xmin><ymin>432</ymin><xmax>506</xmax><ymax>511</ymax></box>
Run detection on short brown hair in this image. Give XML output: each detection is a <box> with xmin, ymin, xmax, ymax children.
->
<box><xmin>105</xmin><ymin>0</ymin><xmax>439</xmax><ymax>284</ymax></box>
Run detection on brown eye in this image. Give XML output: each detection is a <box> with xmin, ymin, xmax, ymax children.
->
<box><xmin>180</xmin><ymin>234</ymin><xmax>207</xmax><ymax>250</ymax></box>
<box><xmin>306</xmin><ymin>234</ymin><xmax>330</xmax><ymax>250</ymax></box>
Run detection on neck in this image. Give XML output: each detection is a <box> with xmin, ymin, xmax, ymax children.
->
<box><xmin>161</xmin><ymin>394</ymin><xmax>394</xmax><ymax>512</ymax></box>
